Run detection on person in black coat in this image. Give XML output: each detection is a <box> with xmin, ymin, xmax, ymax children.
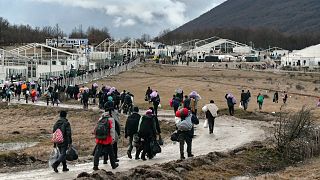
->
<box><xmin>52</xmin><ymin>111</ymin><xmax>72</xmax><ymax>173</ymax></box>
<box><xmin>125</xmin><ymin>106</ymin><xmax>141</xmax><ymax>159</ymax></box>
<box><xmin>137</xmin><ymin>110</ymin><xmax>157</xmax><ymax>161</ymax></box>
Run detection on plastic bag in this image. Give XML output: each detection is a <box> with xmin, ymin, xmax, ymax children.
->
<box><xmin>170</xmin><ymin>131</ymin><xmax>179</xmax><ymax>142</ymax></box>
<box><xmin>151</xmin><ymin>140</ymin><xmax>161</xmax><ymax>154</ymax></box>
<box><xmin>48</xmin><ymin>148</ymin><xmax>60</xmax><ymax>167</ymax></box>
<box><xmin>239</xmin><ymin>103</ymin><xmax>244</xmax><ymax>109</ymax></box>
<box><xmin>66</xmin><ymin>146</ymin><xmax>78</xmax><ymax>161</ymax></box>
<box><xmin>203</xmin><ymin>119</ymin><xmax>208</xmax><ymax>128</ymax></box>
<box><xmin>158</xmin><ymin>104</ymin><xmax>162</xmax><ymax>108</ymax></box>
<box><xmin>202</xmin><ymin>105</ymin><xmax>208</xmax><ymax>112</ymax></box>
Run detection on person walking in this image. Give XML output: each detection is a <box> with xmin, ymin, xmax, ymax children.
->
<box><xmin>145</xmin><ymin>87</ymin><xmax>152</xmax><ymax>103</ymax></box>
<box><xmin>172</xmin><ymin>95</ymin><xmax>181</xmax><ymax>114</ymax></box>
<box><xmin>202</xmin><ymin>100</ymin><xmax>219</xmax><ymax>134</ymax></box>
<box><xmin>93</xmin><ymin>112</ymin><xmax>118</xmax><ymax>171</ymax></box>
<box><xmin>125</xmin><ymin>106</ymin><xmax>141</xmax><ymax>159</ymax></box>
<box><xmin>183</xmin><ymin>95</ymin><xmax>191</xmax><ymax>109</ymax></box>
<box><xmin>282</xmin><ymin>91</ymin><xmax>288</xmax><ymax>104</ymax></box>
<box><xmin>176</xmin><ymin>108</ymin><xmax>199</xmax><ymax>160</ymax></box>
<box><xmin>137</xmin><ymin>109</ymin><xmax>157</xmax><ymax>161</ymax></box>
<box><xmin>240</xmin><ymin>90</ymin><xmax>249</xmax><ymax>110</ymax></box>
<box><xmin>257</xmin><ymin>93</ymin><xmax>264</xmax><ymax>110</ymax></box>
<box><xmin>51</xmin><ymin>111</ymin><xmax>72</xmax><ymax>173</ymax></box>
<box><xmin>273</xmin><ymin>91</ymin><xmax>279</xmax><ymax>103</ymax></box>
<box><xmin>225</xmin><ymin>93</ymin><xmax>236</xmax><ymax>116</ymax></box>
<box><xmin>82</xmin><ymin>90</ymin><xmax>89</xmax><ymax>110</ymax></box>
<box><xmin>151</xmin><ymin>92</ymin><xmax>160</xmax><ymax>117</ymax></box>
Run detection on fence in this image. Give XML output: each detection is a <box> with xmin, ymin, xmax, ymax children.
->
<box><xmin>43</xmin><ymin>58</ymin><xmax>140</xmax><ymax>88</ymax></box>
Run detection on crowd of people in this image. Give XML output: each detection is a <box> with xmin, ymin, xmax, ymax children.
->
<box><xmin>12</xmin><ymin>82</ymin><xmax>308</xmax><ymax>173</ymax></box>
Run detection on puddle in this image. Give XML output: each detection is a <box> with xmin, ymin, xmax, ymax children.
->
<box><xmin>0</xmin><ymin>142</ymin><xmax>39</xmax><ymax>151</ymax></box>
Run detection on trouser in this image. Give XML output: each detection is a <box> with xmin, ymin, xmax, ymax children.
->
<box><xmin>17</xmin><ymin>94</ymin><xmax>20</xmax><ymax>101</ymax></box>
<box><xmin>128</xmin><ymin>136</ymin><xmax>134</xmax><ymax>153</ymax></box>
<box><xmin>241</xmin><ymin>101</ymin><xmax>248</xmax><ymax>110</ymax></box>
<box><xmin>173</xmin><ymin>106</ymin><xmax>179</xmax><ymax>114</ymax></box>
<box><xmin>113</xmin><ymin>142</ymin><xmax>118</xmax><ymax>159</ymax></box>
<box><xmin>258</xmin><ymin>102</ymin><xmax>263</xmax><ymax>110</ymax></box>
<box><xmin>141</xmin><ymin>136</ymin><xmax>152</xmax><ymax>159</ymax></box>
<box><xmin>153</xmin><ymin>104</ymin><xmax>158</xmax><ymax>117</ymax></box>
<box><xmin>6</xmin><ymin>95</ymin><xmax>10</xmax><ymax>102</ymax></box>
<box><xmin>228</xmin><ymin>105</ymin><xmax>234</xmax><ymax>116</ymax></box>
<box><xmin>192</xmin><ymin>109</ymin><xmax>198</xmax><ymax>116</ymax></box>
<box><xmin>54</xmin><ymin>146</ymin><xmax>67</xmax><ymax>168</ymax></box>
<box><xmin>46</xmin><ymin>97</ymin><xmax>50</xmax><ymax>106</ymax></box>
<box><xmin>128</xmin><ymin>136</ymin><xmax>142</xmax><ymax>159</ymax></box>
<box><xmin>93</xmin><ymin>144</ymin><xmax>116</xmax><ymax>168</ymax></box>
<box><xmin>179</xmin><ymin>132</ymin><xmax>192</xmax><ymax>157</ymax></box>
<box><xmin>83</xmin><ymin>100</ymin><xmax>88</xmax><ymax>109</ymax></box>
<box><xmin>25</xmin><ymin>95</ymin><xmax>28</xmax><ymax>103</ymax></box>
<box><xmin>208</xmin><ymin>117</ymin><xmax>215</xmax><ymax>133</ymax></box>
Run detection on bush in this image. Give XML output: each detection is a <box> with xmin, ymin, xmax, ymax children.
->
<box><xmin>295</xmin><ymin>84</ymin><xmax>305</xmax><ymax>90</ymax></box>
<box><xmin>314</xmin><ymin>87</ymin><xmax>319</xmax><ymax>92</ymax></box>
<box><xmin>274</xmin><ymin>106</ymin><xmax>320</xmax><ymax>162</ymax></box>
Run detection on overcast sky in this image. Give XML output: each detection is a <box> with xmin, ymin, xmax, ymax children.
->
<box><xmin>0</xmin><ymin>0</ymin><xmax>226</xmax><ymax>38</ymax></box>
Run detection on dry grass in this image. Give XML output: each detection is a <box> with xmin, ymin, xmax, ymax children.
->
<box><xmin>85</xmin><ymin>62</ymin><xmax>320</xmax><ymax>120</ymax></box>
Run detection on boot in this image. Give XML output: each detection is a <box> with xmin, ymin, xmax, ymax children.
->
<box><xmin>93</xmin><ymin>166</ymin><xmax>99</xmax><ymax>171</ymax></box>
<box><xmin>62</xmin><ymin>167</ymin><xmax>69</xmax><ymax>172</ymax></box>
<box><xmin>188</xmin><ymin>154</ymin><xmax>194</xmax><ymax>158</ymax></box>
<box><xmin>51</xmin><ymin>162</ymin><xmax>59</xmax><ymax>173</ymax></box>
<box><xmin>112</xmin><ymin>163</ymin><xmax>119</xmax><ymax>169</ymax></box>
<box><xmin>62</xmin><ymin>162</ymin><xmax>69</xmax><ymax>172</ymax></box>
<box><xmin>127</xmin><ymin>151</ymin><xmax>132</xmax><ymax>159</ymax></box>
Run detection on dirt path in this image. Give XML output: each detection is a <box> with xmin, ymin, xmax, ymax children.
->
<box><xmin>0</xmin><ymin>105</ymin><xmax>267</xmax><ymax>180</ymax></box>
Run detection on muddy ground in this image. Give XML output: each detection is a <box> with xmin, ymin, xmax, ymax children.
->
<box><xmin>0</xmin><ymin>103</ymin><xmax>176</xmax><ymax>173</ymax></box>
<box><xmin>76</xmin><ymin>141</ymin><xmax>293</xmax><ymax>180</ymax></box>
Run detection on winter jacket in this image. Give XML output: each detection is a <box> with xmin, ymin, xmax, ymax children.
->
<box><xmin>225</xmin><ymin>94</ymin><xmax>235</xmax><ymax>107</ymax></box>
<box><xmin>172</xmin><ymin>97</ymin><xmax>181</xmax><ymax>108</ymax></box>
<box><xmin>183</xmin><ymin>98</ymin><xmax>191</xmax><ymax>108</ymax></box>
<box><xmin>125</xmin><ymin>113</ymin><xmax>141</xmax><ymax>137</ymax></box>
<box><xmin>138</xmin><ymin>115</ymin><xmax>156</xmax><ymax>138</ymax></box>
<box><xmin>53</xmin><ymin>117</ymin><xmax>72</xmax><ymax>147</ymax></box>
<box><xmin>152</xmin><ymin>115</ymin><xmax>161</xmax><ymax>134</ymax></box>
<box><xmin>95</xmin><ymin>117</ymin><xmax>115</xmax><ymax>145</ymax></box>
<box><xmin>177</xmin><ymin>113</ymin><xmax>199</xmax><ymax>138</ymax></box>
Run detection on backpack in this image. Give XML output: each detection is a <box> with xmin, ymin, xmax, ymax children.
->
<box><xmin>173</xmin><ymin>98</ymin><xmax>180</xmax><ymax>108</ymax></box>
<box><xmin>95</xmin><ymin>117</ymin><xmax>110</xmax><ymax>140</ymax></box>
<box><xmin>31</xmin><ymin>90</ymin><xmax>36</xmax><ymax>97</ymax></box>
<box><xmin>52</xmin><ymin>128</ymin><xmax>64</xmax><ymax>144</ymax></box>
<box><xmin>177</xmin><ymin>115</ymin><xmax>193</xmax><ymax>131</ymax></box>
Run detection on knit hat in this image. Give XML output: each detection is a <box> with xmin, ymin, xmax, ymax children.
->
<box><xmin>146</xmin><ymin>109</ymin><xmax>153</xmax><ymax>115</ymax></box>
<box><xmin>60</xmin><ymin>110</ymin><xmax>67</xmax><ymax>118</ymax></box>
<box><xmin>175</xmin><ymin>108</ymin><xmax>189</xmax><ymax>118</ymax></box>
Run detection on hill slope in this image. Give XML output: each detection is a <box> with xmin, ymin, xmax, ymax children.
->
<box><xmin>173</xmin><ymin>0</ymin><xmax>320</xmax><ymax>34</ymax></box>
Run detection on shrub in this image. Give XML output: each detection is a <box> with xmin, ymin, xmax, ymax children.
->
<box><xmin>295</xmin><ymin>84</ymin><xmax>305</xmax><ymax>90</ymax></box>
<box><xmin>274</xmin><ymin>106</ymin><xmax>320</xmax><ymax>162</ymax></box>
<box><xmin>314</xmin><ymin>87</ymin><xmax>319</xmax><ymax>92</ymax></box>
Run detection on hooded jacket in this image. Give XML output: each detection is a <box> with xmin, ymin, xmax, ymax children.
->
<box><xmin>95</xmin><ymin>113</ymin><xmax>115</xmax><ymax>145</ymax></box>
<box><xmin>125</xmin><ymin>112</ymin><xmax>141</xmax><ymax>137</ymax></box>
<box><xmin>53</xmin><ymin>117</ymin><xmax>72</xmax><ymax>147</ymax></box>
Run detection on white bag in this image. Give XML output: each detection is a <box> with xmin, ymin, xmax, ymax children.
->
<box><xmin>202</xmin><ymin>105</ymin><xmax>208</xmax><ymax>112</ymax></box>
<box><xmin>48</xmin><ymin>148</ymin><xmax>60</xmax><ymax>168</ymax></box>
<box><xmin>158</xmin><ymin>104</ymin><xmax>162</xmax><ymax>108</ymax></box>
<box><xmin>203</xmin><ymin>119</ymin><xmax>208</xmax><ymax>128</ymax></box>
<box><xmin>239</xmin><ymin>103</ymin><xmax>244</xmax><ymax>109</ymax></box>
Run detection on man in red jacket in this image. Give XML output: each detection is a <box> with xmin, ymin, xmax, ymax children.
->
<box><xmin>93</xmin><ymin>112</ymin><xmax>119</xmax><ymax>170</ymax></box>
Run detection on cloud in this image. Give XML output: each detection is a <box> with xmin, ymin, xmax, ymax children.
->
<box><xmin>30</xmin><ymin>0</ymin><xmax>189</xmax><ymax>27</ymax></box>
